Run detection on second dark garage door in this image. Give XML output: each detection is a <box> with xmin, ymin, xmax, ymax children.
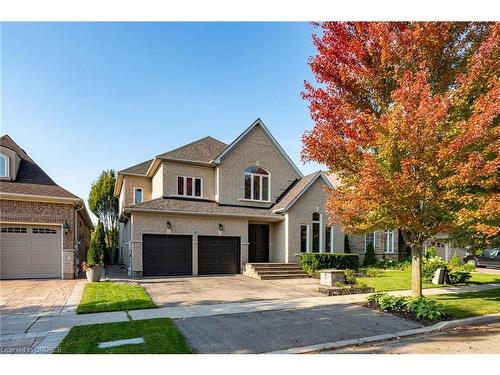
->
<box><xmin>143</xmin><ymin>234</ymin><xmax>192</xmax><ymax>277</ymax></box>
<box><xmin>198</xmin><ymin>236</ymin><xmax>241</xmax><ymax>275</ymax></box>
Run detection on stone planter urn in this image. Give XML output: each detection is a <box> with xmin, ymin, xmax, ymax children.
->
<box><xmin>320</xmin><ymin>269</ymin><xmax>345</xmax><ymax>286</ymax></box>
<box><xmin>86</xmin><ymin>265</ymin><xmax>102</xmax><ymax>282</ymax></box>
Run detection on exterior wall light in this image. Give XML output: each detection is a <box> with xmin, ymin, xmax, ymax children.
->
<box><xmin>63</xmin><ymin>221</ymin><xmax>70</xmax><ymax>235</ymax></box>
<box><xmin>219</xmin><ymin>223</ymin><xmax>224</xmax><ymax>232</ymax></box>
<box><xmin>166</xmin><ymin>221</ymin><xmax>172</xmax><ymax>230</ymax></box>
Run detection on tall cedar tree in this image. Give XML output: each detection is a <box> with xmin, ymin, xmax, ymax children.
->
<box><xmin>88</xmin><ymin>170</ymin><xmax>119</xmax><ymax>264</ymax></box>
<box><xmin>302</xmin><ymin>22</ymin><xmax>499</xmax><ymax>297</ymax></box>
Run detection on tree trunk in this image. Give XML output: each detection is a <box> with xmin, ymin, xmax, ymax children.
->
<box><xmin>411</xmin><ymin>243</ymin><xmax>423</xmax><ymax>297</ymax></box>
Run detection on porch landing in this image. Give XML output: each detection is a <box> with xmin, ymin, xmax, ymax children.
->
<box><xmin>243</xmin><ymin>263</ymin><xmax>308</xmax><ymax>280</ymax></box>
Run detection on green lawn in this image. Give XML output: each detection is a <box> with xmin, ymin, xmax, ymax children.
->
<box><xmin>432</xmin><ymin>288</ymin><xmax>500</xmax><ymax>319</ymax></box>
<box><xmin>358</xmin><ymin>270</ymin><xmax>500</xmax><ymax>292</ymax></box>
<box><xmin>57</xmin><ymin>318</ymin><xmax>192</xmax><ymax>354</ymax></box>
<box><xmin>77</xmin><ymin>282</ymin><xmax>156</xmax><ymax>314</ymax></box>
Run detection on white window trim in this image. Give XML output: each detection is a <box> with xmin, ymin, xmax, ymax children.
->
<box><xmin>385</xmin><ymin>230</ymin><xmax>395</xmax><ymax>254</ymax></box>
<box><xmin>177</xmin><ymin>176</ymin><xmax>203</xmax><ymax>198</ymax></box>
<box><xmin>300</xmin><ymin>224</ymin><xmax>310</xmax><ymax>253</ymax></box>
<box><xmin>133</xmin><ymin>187</ymin><xmax>143</xmax><ymax>204</ymax></box>
<box><xmin>244</xmin><ymin>168</ymin><xmax>271</xmax><ymax>202</ymax></box>
<box><xmin>0</xmin><ymin>153</ymin><xmax>9</xmax><ymax>178</ymax></box>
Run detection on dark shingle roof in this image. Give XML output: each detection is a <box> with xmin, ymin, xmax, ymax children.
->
<box><xmin>126</xmin><ymin>197</ymin><xmax>281</xmax><ymax>218</ymax></box>
<box><xmin>118</xmin><ymin>159</ymin><xmax>153</xmax><ymax>175</ymax></box>
<box><xmin>156</xmin><ymin>136</ymin><xmax>227</xmax><ymax>164</ymax></box>
<box><xmin>272</xmin><ymin>172</ymin><xmax>321</xmax><ymax>211</ymax></box>
<box><xmin>0</xmin><ymin>135</ymin><xmax>79</xmax><ymax>199</ymax></box>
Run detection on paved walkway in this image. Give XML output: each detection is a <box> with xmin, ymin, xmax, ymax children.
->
<box><xmin>1</xmin><ymin>282</ymin><xmax>498</xmax><ymax>354</ymax></box>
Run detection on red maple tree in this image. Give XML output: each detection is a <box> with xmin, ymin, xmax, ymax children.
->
<box><xmin>302</xmin><ymin>22</ymin><xmax>499</xmax><ymax>296</ymax></box>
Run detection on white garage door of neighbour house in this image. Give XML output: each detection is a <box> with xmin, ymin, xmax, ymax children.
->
<box><xmin>0</xmin><ymin>224</ymin><xmax>62</xmax><ymax>279</ymax></box>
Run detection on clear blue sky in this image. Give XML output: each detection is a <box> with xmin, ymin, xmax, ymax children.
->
<box><xmin>1</xmin><ymin>22</ymin><xmax>322</xmax><ymax>205</ymax></box>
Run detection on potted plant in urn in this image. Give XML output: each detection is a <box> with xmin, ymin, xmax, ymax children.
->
<box><xmin>82</xmin><ymin>221</ymin><xmax>105</xmax><ymax>282</ymax></box>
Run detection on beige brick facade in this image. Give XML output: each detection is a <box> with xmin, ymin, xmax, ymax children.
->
<box><xmin>0</xmin><ymin>199</ymin><xmax>90</xmax><ymax>279</ymax></box>
<box><xmin>160</xmin><ymin>161</ymin><xmax>216</xmax><ymax>200</ymax></box>
<box><xmin>347</xmin><ymin>230</ymin><xmax>400</xmax><ymax>261</ymax></box>
<box><xmin>217</xmin><ymin>126</ymin><xmax>299</xmax><ymax>206</ymax></box>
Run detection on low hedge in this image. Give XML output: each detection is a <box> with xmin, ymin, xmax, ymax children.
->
<box><xmin>299</xmin><ymin>253</ymin><xmax>359</xmax><ymax>276</ymax></box>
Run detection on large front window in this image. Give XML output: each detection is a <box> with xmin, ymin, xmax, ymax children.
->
<box><xmin>244</xmin><ymin>166</ymin><xmax>269</xmax><ymax>201</ymax></box>
<box><xmin>177</xmin><ymin>176</ymin><xmax>202</xmax><ymax>197</ymax></box>
<box><xmin>325</xmin><ymin>226</ymin><xmax>333</xmax><ymax>253</ymax></box>
<box><xmin>365</xmin><ymin>232</ymin><xmax>375</xmax><ymax>252</ymax></box>
<box><xmin>312</xmin><ymin>212</ymin><xmax>320</xmax><ymax>252</ymax></box>
<box><xmin>385</xmin><ymin>230</ymin><xmax>394</xmax><ymax>253</ymax></box>
<box><xmin>300</xmin><ymin>225</ymin><xmax>308</xmax><ymax>252</ymax></box>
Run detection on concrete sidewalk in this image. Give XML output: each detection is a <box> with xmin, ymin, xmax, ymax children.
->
<box><xmin>1</xmin><ymin>282</ymin><xmax>498</xmax><ymax>354</ymax></box>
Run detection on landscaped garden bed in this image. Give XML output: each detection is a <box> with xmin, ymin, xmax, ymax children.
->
<box><xmin>57</xmin><ymin>318</ymin><xmax>192</xmax><ymax>354</ymax></box>
<box><xmin>319</xmin><ymin>285</ymin><xmax>375</xmax><ymax>296</ymax></box>
<box><xmin>77</xmin><ymin>281</ymin><xmax>156</xmax><ymax>314</ymax></box>
<box><xmin>363</xmin><ymin>288</ymin><xmax>500</xmax><ymax>325</ymax></box>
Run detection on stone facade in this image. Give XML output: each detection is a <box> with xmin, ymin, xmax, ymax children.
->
<box><xmin>0</xmin><ymin>199</ymin><xmax>90</xmax><ymax>279</ymax></box>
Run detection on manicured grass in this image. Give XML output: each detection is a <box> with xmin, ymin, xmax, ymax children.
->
<box><xmin>432</xmin><ymin>288</ymin><xmax>500</xmax><ymax>319</ymax></box>
<box><xmin>358</xmin><ymin>270</ymin><xmax>500</xmax><ymax>292</ymax></box>
<box><xmin>57</xmin><ymin>318</ymin><xmax>192</xmax><ymax>354</ymax></box>
<box><xmin>77</xmin><ymin>282</ymin><xmax>156</xmax><ymax>314</ymax></box>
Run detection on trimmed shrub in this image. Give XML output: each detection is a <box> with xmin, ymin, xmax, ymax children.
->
<box><xmin>447</xmin><ymin>266</ymin><xmax>472</xmax><ymax>284</ymax></box>
<box><xmin>363</xmin><ymin>242</ymin><xmax>377</xmax><ymax>266</ymax></box>
<box><xmin>86</xmin><ymin>221</ymin><xmax>105</xmax><ymax>268</ymax></box>
<box><xmin>344</xmin><ymin>269</ymin><xmax>356</xmax><ymax>284</ymax></box>
<box><xmin>361</xmin><ymin>267</ymin><xmax>384</xmax><ymax>277</ymax></box>
<box><xmin>299</xmin><ymin>253</ymin><xmax>359</xmax><ymax>276</ymax></box>
<box><xmin>422</xmin><ymin>256</ymin><xmax>448</xmax><ymax>282</ymax></box>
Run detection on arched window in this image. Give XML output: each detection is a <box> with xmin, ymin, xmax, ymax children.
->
<box><xmin>244</xmin><ymin>166</ymin><xmax>270</xmax><ymax>201</ymax></box>
<box><xmin>0</xmin><ymin>153</ymin><xmax>8</xmax><ymax>178</ymax></box>
<box><xmin>312</xmin><ymin>212</ymin><xmax>321</xmax><ymax>252</ymax></box>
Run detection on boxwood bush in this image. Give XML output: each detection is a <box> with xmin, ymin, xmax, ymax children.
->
<box><xmin>299</xmin><ymin>253</ymin><xmax>359</xmax><ymax>276</ymax></box>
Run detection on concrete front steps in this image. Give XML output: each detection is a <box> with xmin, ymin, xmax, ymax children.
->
<box><xmin>243</xmin><ymin>263</ymin><xmax>309</xmax><ymax>280</ymax></box>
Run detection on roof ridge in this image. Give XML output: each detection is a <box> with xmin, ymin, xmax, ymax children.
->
<box><xmin>156</xmin><ymin>135</ymin><xmax>227</xmax><ymax>158</ymax></box>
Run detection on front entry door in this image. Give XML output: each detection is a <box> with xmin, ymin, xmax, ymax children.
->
<box><xmin>249</xmin><ymin>224</ymin><xmax>269</xmax><ymax>262</ymax></box>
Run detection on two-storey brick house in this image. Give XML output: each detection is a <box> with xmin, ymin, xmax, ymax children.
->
<box><xmin>115</xmin><ymin>119</ymin><xmax>345</xmax><ymax>277</ymax></box>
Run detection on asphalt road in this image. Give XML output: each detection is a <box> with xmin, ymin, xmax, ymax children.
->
<box><xmin>326</xmin><ymin>322</ymin><xmax>500</xmax><ymax>354</ymax></box>
<box><xmin>174</xmin><ymin>303</ymin><xmax>421</xmax><ymax>353</ymax></box>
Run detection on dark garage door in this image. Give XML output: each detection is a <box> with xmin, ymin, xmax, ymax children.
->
<box><xmin>198</xmin><ymin>236</ymin><xmax>240</xmax><ymax>275</ymax></box>
<box><xmin>142</xmin><ymin>234</ymin><xmax>192</xmax><ymax>277</ymax></box>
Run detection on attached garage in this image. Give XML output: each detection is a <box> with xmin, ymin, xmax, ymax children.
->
<box><xmin>142</xmin><ymin>234</ymin><xmax>192</xmax><ymax>277</ymax></box>
<box><xmin>0</xmin><ymin>224</ymin><xmax>62</xmax><ymax>279</ymax></box>
<box><xmin>198</xmin><ymin>236</ymin><xmax>240</xmax><ymax>275</ymax></box>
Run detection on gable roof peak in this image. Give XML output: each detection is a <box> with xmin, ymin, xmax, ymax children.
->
<box><xmin>213</xmin><ymin>118</ymin><xmax>303</xmax><ymax>178</ymax></box>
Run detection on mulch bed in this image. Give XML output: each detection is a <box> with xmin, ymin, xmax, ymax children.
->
<box><xmin>318</xmin><ymin>286</ymin><xmax>375</xmax><ymax>296</ymax></box>
<box><xmin>361</xmin><ymin>301</ymin><xmax>454</xmax><ymax>326</ymax></box>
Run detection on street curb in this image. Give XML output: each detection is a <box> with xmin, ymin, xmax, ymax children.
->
<box><xmin>267</xmin><ymin>313</ymin><xmax>500</xmax><ymax>354</ymax></box>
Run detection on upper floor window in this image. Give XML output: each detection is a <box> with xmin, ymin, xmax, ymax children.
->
<box><xmin>134</xmin><ymin>188</ymin><xmax>143</xmax><ymax>204</ymax></box>
<box><xmin>0</xmin><ymin>153</ymin><xmax>8</xmax><ymax>177</ymax></box>
<box><xmin>244</xmin><ymin>166</ymin><xmax>269</xmax><ymax>201</ymax></box>
<box><xmin>177</xmin><ymin>176</ymin><xmax>202</xmax><ymax>197</ymax></box>
<box><xmin>385</xmin><ymin>230</ymin><xmax>394</xmax><ymax>253</ymax></box>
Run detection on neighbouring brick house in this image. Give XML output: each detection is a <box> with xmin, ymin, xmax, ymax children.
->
<box><xmin>115</xmin><ymin>119</ymin><xmax>345</xmax><ymax>278</ymax></box>
<box><xmin>346</xmin><ymin>230</ymin><xmax>410</xmax><ymax>261</ymax></box>
<box><xmin>0</xmin><ymin>135</ymin><xmax>93</xmax><ymax>279</ymax></box>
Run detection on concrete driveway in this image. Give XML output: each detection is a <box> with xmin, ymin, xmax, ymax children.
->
<box><xmin>175</xmin><ymin>303</ymin><xmax>422</xmax><ymax>353</ymax></box>
<box><xmin>140</xmin><ymin>275</ymin><xmax>322</xmax><ymax>307</ymax></box>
